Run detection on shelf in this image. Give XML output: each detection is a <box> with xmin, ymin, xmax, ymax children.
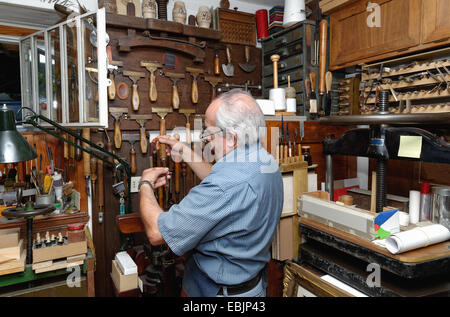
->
<box><xmin>318</xmin><ymin>112</ymin><xmax>450</xmax><ymax>125</ymax></box>
<box><xmin>365</xmin><ymin>89</ymin><xmax>450</xmax><ymax>104</ymax></box>
<box><xmin>362</xmin><ymin>60</ymin><xmax>450</xmax><ymax>81</ymax></box>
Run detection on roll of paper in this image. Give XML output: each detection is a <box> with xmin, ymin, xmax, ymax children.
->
<box><xmin>283</xmin><ymin>0</ymin><xmax>306</xmax><ymax>27</ymax></box>
<box><xmin>385</xmin><ymin>224</ymin><xmax>450</xmax><ymax>254</ymax></box>
<box><xmin>286</xmin><ymin>98</ymin><xmax>296</xmax><ymax>112</ymax></box>
<box><xmin>269</xmin><ymin>88</ymin><xmax>286</xmax><ymax>110</ymax></box>
<box><xmin>409</xmin><ymin>190</ymin><xmax>420</xmax><ymax>224</ymax></box>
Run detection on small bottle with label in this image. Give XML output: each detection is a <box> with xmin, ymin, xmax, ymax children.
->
<box><xmin>301</xmin><ymin>146</ymin><xmax>313</xmax><ymax>166</ymax></box>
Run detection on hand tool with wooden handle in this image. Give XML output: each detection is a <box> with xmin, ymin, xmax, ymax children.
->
<box><xmin>122</xmin><ymin>133</ymin><xmax>140</xmax><ymax>175</ymax></box>
<box><xmin>214</xmin><ymin>50</ymin><xmax>220</xmax><ymax>75</ymax></box>
<box><xmin>186</xmin><ymin>67</ymin><xmax>204</xmax><ymax>104</ymax></box>
<box><xmin>123</xmin><ymin>70</ymin><xmax>145</xmax><ymax>111</ymax></box>
<box><xmin>90</xmin><ymin>156</ymin><xmax>97</xmax><ymax>198</ymax></box>
<box><xmin>179</xmin><ymin>108</ymin><xmax>195</xmax><ymax>144</ymax></box>
<box><xmin>140</xmin><ymin>60</ymin><xmax>162</xmax><ymax>102</ymax></box>
<box><xmin>97</xmin><ymin>141</ymin><xmax>105</xmax><ymax>222</ymax></box>
<box><xmin>109</xmin><ymin>107</ymin><xmax>128</xmax><ymax>149</ymax></box>
<box><xmin>271</xmin><ymin>54</ymin><xmax>280</xmax><ymax>88</ymax></box>
<box><xmin>106</xmin><ymin>46</ymin><xmax>124</xmax><ymax>100</ymax></box>
<box><xmin>309</xmin><ymin>72</ymin><xmax>318</xmax><ymax>115</ymax></box>
<box><xmin>204</xmin><ymin>75</ymin><xmax>223</xmax><ymax>101</ymax></box>
<box><xmin>239</xmin><ymin>46</ymin><xmax>256</xmax><ymax>73</ymax></box>
<box><xmin>129</xmin><ymin>114</ymin><xmax>152</xmax><ymax>154</ymax></box>
<box><xmin>82</xmin><ymin>128</ymin><xmax>91</xmax><ymax>196</ymax></box>
<box><xmin>319</xmin><ymin>19</ymin><xmax>328</xmax><ymax>96</ymax></box>
<box><xmin>222</xmin><ymin>46</ymin><xmax>234</xmax><ymax>77</ymax></box>
<box><xmin>162</xmin><ymin>71</ymin><xmax>185</xmax><ymax>110</ymax></box>
<box><xmin>325</xmin><ymin>71</ymin><xmax>333</xmax><ymax>116</ymax></box>
<box><xmin>173</xmin><ymin>134</ymin><xmax>181</xmax><ymax>203</ymax></box>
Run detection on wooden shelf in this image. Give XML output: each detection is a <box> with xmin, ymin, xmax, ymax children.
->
<box><xmin>362</xmin><ymin>60</ymin><xmax>450</xmax><ymax>81</ymax></box>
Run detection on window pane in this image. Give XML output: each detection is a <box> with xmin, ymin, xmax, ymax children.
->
<box><xmin>83</xmin><ymin>16</ymin><xmax>99</xmax><ymax>123</ymax></box>
<box><xmin>66</xmin><ymin>24</ymin><xmax>79</xmax><ymax>123</ymax></box>
<box><xmin>49</xmin><ymin>28</ymin><xmax>63</xmax><ymax>123</ymax></box>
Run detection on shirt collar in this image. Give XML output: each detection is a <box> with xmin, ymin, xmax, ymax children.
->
<box><xmin>213</xmin><ymin>142</ymin><xmax>261</xmax><ymax>171</ymax></box>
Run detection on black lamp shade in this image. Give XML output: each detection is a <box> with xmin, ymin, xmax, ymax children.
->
<box><xmin>0</xmin><ymin>105</ymin><xmax>37</xmax><ymax>163</ymax></box>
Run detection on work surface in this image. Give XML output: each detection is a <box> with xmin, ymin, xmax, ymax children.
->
<box><xmin>299</xmin><ymin>217</ymin><xmax>450</xmax><ymax>279</ymax></box>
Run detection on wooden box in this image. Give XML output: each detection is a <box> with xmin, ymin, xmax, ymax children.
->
<box><xmin>216</xmin><ymin>8</ymin><xmax>256</xmax><ymax>46</ymax></box>
<box><xmin>111</xmin><ymin>259</ymin><xmax>138</xmax><ymax>293</ymax></box>
<box><xmin>32</xmin><ymin>241</ymin><xmax>87</xmax><ymax>263</ymax></box>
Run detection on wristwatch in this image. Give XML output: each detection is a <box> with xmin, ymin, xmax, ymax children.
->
<box><xmin>138</xmin><ymin>180</ymin><xmax>154</xmax><ymax>191</ymax></box>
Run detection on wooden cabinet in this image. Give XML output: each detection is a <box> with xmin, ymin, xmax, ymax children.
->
<box><xmin>329</xmin><ymin>0</ymin><xmax>450</xmax><ymax>70</ymax></box>
<box><xmin>421</xmin><ymin>0</ymin><xmax>450</xmax><ymax>44</ymax></box>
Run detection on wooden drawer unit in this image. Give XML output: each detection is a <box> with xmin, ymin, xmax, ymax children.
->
<box><xmin>329</xmin><ymin>0</ymin><xmax>450</xmax><ymax>70</ymax></box>
<box><xmin>261</xmin><ymin>21</ymin><xmax>317</xmax><ymax>117</ymax></box>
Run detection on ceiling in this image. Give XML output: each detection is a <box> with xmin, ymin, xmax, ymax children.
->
<box><xmin>0</xmin><ymin>3</ymin><xmax>61</xmax><ymax>30</ymax></box>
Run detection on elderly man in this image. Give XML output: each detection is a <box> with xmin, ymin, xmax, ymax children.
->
<box><xmin>139</xmin><ymin>89</ymin><xmax>283</xmax><ymax>297</ymax></box>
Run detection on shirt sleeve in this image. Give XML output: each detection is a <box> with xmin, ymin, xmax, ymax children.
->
<box><xmin>157</xmin><ymin>179</ymin><xmax>231</xmax><ymax>256</ymax></box>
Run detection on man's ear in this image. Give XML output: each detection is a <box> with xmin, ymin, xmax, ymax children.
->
<box><xmin>226</xmin><ymin>130</ymin><xmax>238</xmax><ymax>148</ymax></box>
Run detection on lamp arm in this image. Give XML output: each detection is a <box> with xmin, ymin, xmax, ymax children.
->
<box><xmin>17</xmin><ymin>107</ymin><xmax>132</xmax><ymax>212</ymax></box>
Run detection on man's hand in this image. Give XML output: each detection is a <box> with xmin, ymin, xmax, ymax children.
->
<box><xmin>152</xmin><ymin>135</ymin><xmax>184</xmax><ymax>162</ymax></box>
<box><xmin>141</xmin><ymin>167</ymin><xmax>170</xmax><ymax>189</ymax></box>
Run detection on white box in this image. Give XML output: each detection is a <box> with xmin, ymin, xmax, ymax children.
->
<box><xmin>115</xmin><ymin>251</ymin><xmax>137</xmax><ymax>275</ymax></box>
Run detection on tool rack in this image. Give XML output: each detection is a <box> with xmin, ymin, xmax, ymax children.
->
<box><xmin>260</xmin><ymin>21</ymin><xmax>317</xmax><ymax>118</ymax></box>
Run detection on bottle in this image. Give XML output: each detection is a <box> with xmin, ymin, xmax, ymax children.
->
<box><xmin>53</xmin><ymin>172</ymin><xmax>63</xmax><ymax>214</ymax></box>
<box><xmin>419</xmin><ymin>182</ymin><xmax>431</xmax><ymax>221</ymax></box>
<box><xmin>301</xmin><ymin>146</ymin><xmax>312</xmax><ymax>166</ymax></box>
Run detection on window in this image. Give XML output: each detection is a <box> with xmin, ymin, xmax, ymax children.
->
<box><xmin>19</xmin><ymin>8</ymin><xmax>108</xmax><ymax>127</ymax></box>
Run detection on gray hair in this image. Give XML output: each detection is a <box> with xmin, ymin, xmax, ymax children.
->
<box><xmin>214</xmin><ymin>89</ymin><xmax>265</xmax><ymax>147</ymax></box>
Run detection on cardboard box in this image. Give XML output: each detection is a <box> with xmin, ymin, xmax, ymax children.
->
<box><xmin>111</xmin><ymin>260</ymin><xmax>138</xmax><ymax>293</ymax></box>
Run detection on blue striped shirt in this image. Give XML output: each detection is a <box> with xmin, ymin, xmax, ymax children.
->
<box><xmin>158</xmin><ymin>142</ymin><xmax>283</xmax><ymax>296</ymax></box>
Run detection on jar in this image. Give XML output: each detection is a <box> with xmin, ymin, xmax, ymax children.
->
<box><xmin>196</xmin><ymin>6</ymin><xmax>212</xmax><ymax>28</ymax></box>
<box><xmin>301</xmin><ymin>146</ymin><xmax>312</xmax><ymax>166</ymax></box>
<box><xmin>172</xmin><ymin>1</ymin><xmax>187</xmax><ymax>24</ymax></box>
<box><xmin>67</xmin><ymin>223</ymin><xmax>86</xmax><ymax>243</ymax></box>
<box><xmin>142</xmin><ymin>0</ymin><xmax>157</xmax><ymax>19</ymax></box>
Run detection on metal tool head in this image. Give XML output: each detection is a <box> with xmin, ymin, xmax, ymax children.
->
<box><xmin>109</xmin><ymin>107</ymin><xmax>128</xmax><ymax>119</ymax></box>
<box><xmin>140</xmin><ymin>60</ymin><xmax>162</xmax><ymax>72</ymax></box>
<box><xmin>222</xmin><ymin>46</ymin><xmax>234</xmax><ymax>77</ymax></box>
<box><xmin>122</xmin><ymin>133</ymin><xmax>140</xmax><ymax>144</ymax></box>
<box><xmin>129</xmin><ymin>114</ymin><xmax>153</xmax><ymax>126</ymax></box>
<box><xmin>186</xmin><ymin>67</ymin><xmax>204</xmax><ymax>76</ymax></box>
<box><xmin>239</xmin><ymin>62</ymin><xmax>256</xmax><ymax>73</ymax></box>
<box><xmin>164</xmin><ymin>71</ymin><xmax>185</xmax><ymax>80</ymax></box>
<box><xmin>179</xmin><ymin>108</ymin><xmax>196</xmax><ymax>120</ymax></box>
<box><xmin>123</xmin><ymin>70</ymin><xmax>146</xmax><ymax>83</ymax></box>
<box><xmin>152</xmin><ymin>107</ymin><xmax>173</xmax><ymax>119</ymax></box>
<box><xmin>204</xmin><ymin>75</ymin><xmax>222</xmax><ymax>86</ymax></box>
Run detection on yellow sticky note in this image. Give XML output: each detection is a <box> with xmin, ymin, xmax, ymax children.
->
<box><xmin>398</xmin><ymin>136</ymin><xmax>422</xmax><ymax>159</ymax></box>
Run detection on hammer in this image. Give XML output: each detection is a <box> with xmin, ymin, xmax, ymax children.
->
<box><xmin>204</xmin><ymin>75</ymin><xmax>223</xmax><ymax>101</ymax></box>
<box><xmin>140</xmin><ymin>60</ymin><xmax>162</xmax><ymax>102</ymax></box>
<box><xmin>129</xmin><ymin>114</ymin><xmax>153</xmax><ymax>154</ymax></box>
<box><xmin>123</xmin><ymin>70</ymin><xmax>145</xmax><ymax>111</ymax></box>
<box><xmin>179</xmin><ymin>108</ymin><xmax>195</xmax><ymax>144</ymax></box>
<box><xmin>122</xmin><ymin>133</ymin><xmax>140</xmax><ymax>175</ymax></box>
<box><xmin>162</xmin><ymin>71</ymin><xmax>185</xmax><ymax>110</ymax></box>
<box><xmin>186</xmin><ymin>67</ymin><xmax>204</xmax><ymax>104</ymax></box>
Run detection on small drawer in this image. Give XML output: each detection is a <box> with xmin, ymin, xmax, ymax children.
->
<box><xmin>263</xmin><ymin>54</ymin><xmax>303</xmax><ymax>76</ymax></box>
<box><xmin>263</xmin><ymin>27</ymin><xmax>303</xmax><ymax>53</ymax></box>
<box><xmin>263</xmin><ymin>42</ymin><xmax>302</xmax><ymax>65</ymax></box>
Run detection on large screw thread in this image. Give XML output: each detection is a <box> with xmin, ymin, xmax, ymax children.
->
<box><xmin>377</xmin><ymin>90</ymin><xmax>390</xmax><ymax>113</ymax></box>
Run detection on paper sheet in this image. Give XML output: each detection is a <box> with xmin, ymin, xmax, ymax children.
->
<box><xmin>384</xmin><ymin>224</ymin><xmax>450</xmax><ymax>254</ymax></box>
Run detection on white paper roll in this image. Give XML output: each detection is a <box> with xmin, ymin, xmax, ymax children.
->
<box><xmin>256</xmin><ymin>99</ymin><xmax>275</xmax><ymax>115</ymax></box>
<box><xmin>385</xmin><ymin>224</ymin><xmax>450</xmax><ymax>254</ymax></box>
<box><xmin>269</xmin><ymin>88</ymin><xmax>286</xmax><ymax>110</ymax></box>
<box><xmin>398</xmin><ymin>211</ymin><xmax>410</xmax><ymax>227</ymax></box>
<box><xmin>286</xmin><ymin>98</ymin><xmax>296</xmax><ymax>112</ymax></box>
<box><xmin>283</xmin><ymin>0</ymin><xmax>306</xmax><ymax>27</ymax></box>
<box><xmin>409</xmin><ymin>190</ymin><xmax>420</xmax><ymax>224</ymax></box>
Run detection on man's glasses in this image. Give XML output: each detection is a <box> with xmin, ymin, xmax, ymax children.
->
<box><xmin>199</xmin><ymin>127</ymin><xmax>223</xmax><ymax>143</ymax></box>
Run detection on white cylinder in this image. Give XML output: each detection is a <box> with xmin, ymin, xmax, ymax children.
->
<box><xmin>398</xmin><ymin>211</ymin><xmax>410</xmax><ymax>227</ymax></box>
<box><xmin>283</xmin><ymin>0</ymin><xmax>306</xmax><ymax>28</ymax></box>
<box><xmin>269</xmin><ymin>88</ymin><xmax>286</xmax><ymax>110</ymax></box>
<box><xmin>409</xmin><ymin>190</ymin><xmax>421</xmax><ymax>224</ymax></box>
<box><xmin>286</xmin><ymin>98</ymin><xmax>296</xmax><ymax>112</ymax></box>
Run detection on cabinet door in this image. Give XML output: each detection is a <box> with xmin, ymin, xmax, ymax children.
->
<box><xmin>422</xmin><ymin>0</ymin><xmax>450</xmax><ymax>44</ymax></box>
<box><xmin>330</xmin><ymin>0</ymin><xmax>421</xmax><ymax>69</ymax></box>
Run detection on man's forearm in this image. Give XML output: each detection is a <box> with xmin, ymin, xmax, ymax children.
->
<box><xmin>140</xmin><ymin>185</ymin><xmax>165</xmax><ymax>245</ymax></box>
<box><xmin>180</xmin><ymin>143</ymin><xmax>212</xmax><ymax>180</ymax></box>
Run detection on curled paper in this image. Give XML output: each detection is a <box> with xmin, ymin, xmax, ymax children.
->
<box><xmin>385</xmin><ymin>224</ymin><xmax>450</xmax><ymax>254</ymax></box>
